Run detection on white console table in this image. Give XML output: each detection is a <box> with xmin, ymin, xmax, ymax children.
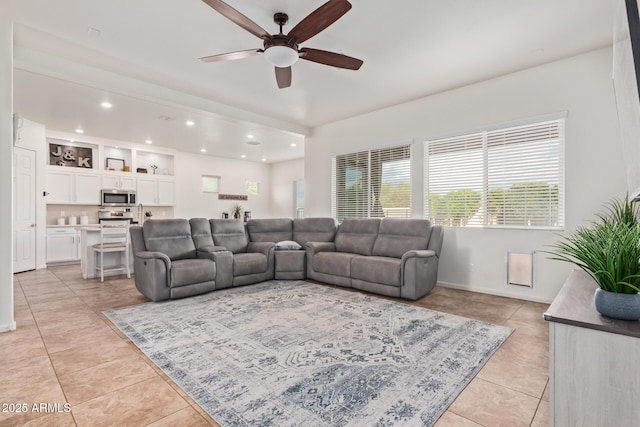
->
<box><xmin>78</xmin><ymin>227</ymin><xmax>134</xmax><ymax>279</ymax></box>
<box><xmin>544</xmin><ymin>269</ymin><xmax>640</xmax><ymax>426</ymax></box>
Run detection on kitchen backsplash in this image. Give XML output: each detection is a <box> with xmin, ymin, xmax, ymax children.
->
<box><xmin>46</xmin><ymin>205</ymin><xmax>175</xmax><ymax>225</ymax></box>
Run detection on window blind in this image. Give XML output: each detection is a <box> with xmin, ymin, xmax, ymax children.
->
<box><xmin>332</xmin><ymin>145</ymin><xmax>411</xmax><ymax>221</ymax></box>
<box><xmin>424</xmin><ymin>118</ymin><xmax>564</xmax><ymax>228</ymax></box>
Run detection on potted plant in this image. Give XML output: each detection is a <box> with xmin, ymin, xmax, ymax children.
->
<box><xmin>547</xmin><ymin>195</ymin><xmax>640</xmax><ymax>320</ymax></box>
<box><xmin>231</xmin><ymin>203</ymin><xmax>243</xmax><ymax>220</ymax></box>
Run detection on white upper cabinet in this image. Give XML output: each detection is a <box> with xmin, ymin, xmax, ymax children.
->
<box><xmin>136</xmin><ymin>177</ymin><xmax>175</xmax><ymax>206</ymax></box>
<box><xmin>102</xmin><ymin>173</ymin><xmax>136</xmax><ymax>191</ymax></box>
<box><xmin>45</xmin><ymin>168</ymin><xmax>100</xmax><ymax>205</ymax></box>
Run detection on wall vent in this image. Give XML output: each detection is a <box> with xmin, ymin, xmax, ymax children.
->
<box><xmin>506</xmin><ymin>251</ymin><xmax>534</xmax><ymax>288</ymax></box>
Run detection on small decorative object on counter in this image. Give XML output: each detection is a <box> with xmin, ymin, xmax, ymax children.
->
<box><xmin>80</xmin><ymin>212</ymin><xmax>89</xmax><ymax>225</ymax></box>
<box><xmin>145</xmin><ymin>211</ymin><xmax>153</xmax><ymax>220</ymax></box>
<box><xmin>57</xmin><ymin>211</ymin><xmax>66</xmax><ymax>225</ymax></box>
<box><xmin>244</xmin><ymin>211</ymin><xmax>251</xmax><ymax>222</ymax></box>
<box><xmin>68</xmin><ymin>215</ymin><xmax>77</xmax><ymax>226</ymax></box>
<box><xmin>222</xmin><ymin>212</ymin><xmax>229</xmax><ymax>219</ymax></box>
<box><xmin>231</xmin><ymin>203</ymin><xmax>243</xmax><ymax>220</ymax></box>
<box><xmin>149</xmin><ymin>164</ymin><xmax>158</xmax><ymax>174</ymax></box>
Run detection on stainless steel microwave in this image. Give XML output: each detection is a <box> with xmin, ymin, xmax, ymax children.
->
<box><xmin>101</xmin><ymin>189</ymin><xmax>136</xmax><ymax>207</ymax></box>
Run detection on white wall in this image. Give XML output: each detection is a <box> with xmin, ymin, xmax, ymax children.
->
<box><xmin>270</xmin><ymin>158</ymin><xmax>304</xmax><ymax>218</ymax></box>
<box><xmin>0</xmin><ymin>15</ymin><xmax>15</xmax><ymax>332</ymax></box>
<box><xmin>305</xmin><ymin>47</ymin><xmax>626</xmax><ymax>303</ymax></box>
<box><xmin>174</xmin><ymin>152</ymin><xmax>272</xmax><ymax>219</ymax></box>
<box><xmin>14</xmin><ymin>118</ymin><xmax>46</xmax><ymax>268</ymax></box>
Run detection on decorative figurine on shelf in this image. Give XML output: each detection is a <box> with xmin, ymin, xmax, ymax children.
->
<box><xmin>149</xmin><ymin>163</ymin><xmax>158</xmax><ymax>174</ymax></box>
<box><xmin>231</xmin><ymin>203</ymin><xmax>243</xmax><ymax>220</ymax></box>
<box><xmin>244</xmin><ymin>211</ymin><xmax>251</xmax><ymax>222</ymax></box>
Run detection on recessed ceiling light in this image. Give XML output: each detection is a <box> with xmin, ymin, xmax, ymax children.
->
<box><xmin>200</xmin><ymin>148</ymin><xmax>207</xmax><ymax>153</ymax></box>
<box><xmin>261</xmin><ymin>157</ymin><xmax>267</xmax><ymax>162</ymax></box>
<box><xmin>145</xmin><ymin>139</ymin><xmax>153</xmax><ymax>144</ymax></box>
<box><xmin>241</xmin><ymin>154</ymin><xmax>246</xmax><ymax>159</ymax></box>
<box><xmin>101</xmin><ymin>101</ymin><xmax>112</xmax><ymax>109</ymax></box>
<box><xmin>290</xmin><ymin>143</ymin><xmax>297</xmax><ymax>147</ymax></box>
<box><xmin>75</xmin><ymin>128</ymin><xmax>84</xmax><ymax>134</ymax></box>
<box><xmin>247</xmin><ymin>134</ymin><xmax>254</xmax><ymax>139</ymax></box>
<box><xmin>186</xmin><ymin>120</ymin><xmax>195</xmax><ymax>126</ymax></box>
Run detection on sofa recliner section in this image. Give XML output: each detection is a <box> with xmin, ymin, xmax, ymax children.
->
<box><xmin>130</xmin><ymin>219</ymin><xmax>227</xmax><ymax>302</ymax></box>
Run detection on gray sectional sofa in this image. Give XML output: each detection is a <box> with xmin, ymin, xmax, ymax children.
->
<box><xmin>130</xmin><ymin>217</ymin><xmax>443</xmax><ymax>302</ymax></box>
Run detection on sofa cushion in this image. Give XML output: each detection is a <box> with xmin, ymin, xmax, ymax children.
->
<box><xmin>170</xmin><ymin>259</ymin><xmax>216</xmax><ymax>288</ymax></box>
<box><xmin>210</xmin><ymin>219</ymin><xmax>248</xmax><ymax>254</ymax></box>
<box><xmin>351</xmin><ymin>256</ymin><xmax>402</xmax><ymax>287</ymax></box>
<box><xmin>372</xmin><ymin>219</ymin><xmax>432</xmax><ymax>259</ymax></box>
<box><xmin>293</xmin><ymin>217</ymin><xmax>337</xmax><ymax>245</ymax></box>
<box><xmin>334</xmin><ymin>219</ymin><xmax>381</xmax><ymax>256</ymax></box>
<box><xmin>313</xmin><ymin>252</ymin><xmax>358</xmax><ymax>277</ymax></box>
<box><xmin>189</xmin><ymin>218</ymin><xmax>214</xmax><ymax>249</ymax></box>
<box><xmin>233</xmin><ymin>252</ymin><xmax>268</xmax><ymax>276</ymax></box>
<box><xmin>247</xmin><ymin>218</ymin><xmax>293</xmax><ymax>242</ymax></box>
<box><xmin>143</xmin><ymin>219</ymin><xmax>196</xmax><ymax>261</ymax></box>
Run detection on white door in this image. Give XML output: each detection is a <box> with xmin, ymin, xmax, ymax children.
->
<box><xmin>13</xmin><ymin>147</ymin><xmax>37</xmax><ymax>272</ymax></box>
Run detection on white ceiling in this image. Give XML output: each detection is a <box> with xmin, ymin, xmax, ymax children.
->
<box><xmin>6</xmin><ymin>0</ymin><xmax>614</xmax><ymax>163</ymax></box>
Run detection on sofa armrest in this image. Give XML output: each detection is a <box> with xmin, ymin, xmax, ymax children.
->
<box><xmin>135</xmin><ymin>250</ymin><xmax>171</xmax><ymax>266</ymax></box>
<box><xmin>305</xmin><ymin>241</ymin><xmax>336</xmax><ymax>254</ymax></box>
<box><xmin>133</xmin><ymin>251</ymin><xmax>172</xmax><ymax>301</ymax></box>
<box><xmin>196</xmin><ymin>246</ymin><xmax>228</xmax><ymax>257</ymax></box>
<box><xmin>247</xmin><ymin>241</ymin><xmax>275</xmax><ymax>256</ymax></box>
<box><xmin>400</xmin><ymin>250</ymin><xmax>439</xmax><ymax>301</ymax></box>
<box><xmin>400</xmin><ymin>249</ymin><xmax>437</xmax><ymax>263</ymax></box>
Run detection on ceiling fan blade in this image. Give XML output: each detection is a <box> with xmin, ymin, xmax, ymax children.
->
<box><xmin>299</xmin><ymin>48</ymin><xmax>363</xmax><ymax>70</ymax></box>
<box><xmin>275</xmin><ymin>66</ymin><xmax>292</xmax><ymax>89</ymax></box>
<box><xmin>201</xmin><ymin>0</ymin><xmax>271</xmax><ymax>40</ymax></box>
<box><xmin>199</xmin><ymin>49</ymin><xmax>262</xmax><ymax>63</ymax></box>
<box><xmin>288</xmin><ymin>0</ymin><xmax>352</xmax><ymax>44</ymax></box>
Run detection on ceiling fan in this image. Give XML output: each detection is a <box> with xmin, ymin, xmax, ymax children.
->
<box><xmin>199</xmin><ymin>0</ymin><xmax>363</xmax><ymax>89</ymax></box>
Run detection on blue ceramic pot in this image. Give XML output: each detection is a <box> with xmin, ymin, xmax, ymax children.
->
<box><xmin>594</xmin><ymin>288</ymin><xmax>640</xmax><ymax>321</ymax></box>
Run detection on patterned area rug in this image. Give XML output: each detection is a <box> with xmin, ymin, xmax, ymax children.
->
<box><xmin>105</xmin><ymin>281</ymin><xmax>512</xmax><ymax>426</ymax></box>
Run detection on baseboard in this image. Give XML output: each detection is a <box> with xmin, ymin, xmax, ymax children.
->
<box><xmin>0</xmin><ymin>321</ymin><xmax>17</xmax><ymax>333</ymax></box>
<box><xmin>437</xmin><ymin>281</ymin><xmax>553</xmax><ymax>304</ymax></box>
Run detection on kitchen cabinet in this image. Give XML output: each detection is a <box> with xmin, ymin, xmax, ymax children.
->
<box><xmin>46</xmin><ymin>227</ymin><xmax>80</xmax><ymax>263</ymax></box>
<box><xmin>46</xmin><ymin>168</ymin><xmax>100</xmax><ymax>205</ymax></box>
<box><xmin>102</xmin><ymin>173</ymin><xmax>136</xmax><ymax>191</ymax></box>
<box><xmin>137</xmin><ymin>177</ymin><xmax>175</xmax><ymax>206</ymax></box>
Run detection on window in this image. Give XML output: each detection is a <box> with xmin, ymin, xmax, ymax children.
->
<box><xmin>332</xmin><ymin>144</ymin><xmax>411</xmax><ymax>221</ymax></box>
<box><xmin>424</xmin><ymin>118</ymin><xmax>564</xmax><ymax>229</ymax></box>
<box><xmin>202</xmin><ymin>175</ymin><xmax>220</xmax><ymax>193</ymax></box>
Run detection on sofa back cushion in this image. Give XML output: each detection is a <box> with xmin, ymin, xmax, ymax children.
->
<box><xmin>143</xmin><ymin>219</ymin><xmax>196</xmax><ymax>261</ymax></box>
<box><xmin>210</xmin><ymin>219</ymin><xmax>248</xmax><ymax>253</ymax></box>
<box><xmin>372</xmin><ymin>219</ymin><xmax>432</xmax><ymax>259</ymax></box>
<box><xmin>246</xmin><ymin>218</ymin><xmax>292</xmax><ymax>242</ymax></box>
<box><xmin>334</xmin><ymin>219</ymin><xmax>381</xmax><ymax>256</ymax></box>
<box><xmin>189</xmin><ymin>218</ymin><xmax>214</xmax><ymax>249</ymax></box>
<box><xmin>293</xmin><ymin>217</ymin><xmax>337</xmax><ymax>245</ymax></box>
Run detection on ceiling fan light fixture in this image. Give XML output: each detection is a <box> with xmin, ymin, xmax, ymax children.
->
<box><xmin>264</xmin><ymin>45</ymin><xmax>299</xmax><ymax>68</ymax></box>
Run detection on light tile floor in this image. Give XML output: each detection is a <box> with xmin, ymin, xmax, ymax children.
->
<box><xmin>3</xmin><ymin>265</ymin><xmax>550</xmax><ymax>426</ymax></box>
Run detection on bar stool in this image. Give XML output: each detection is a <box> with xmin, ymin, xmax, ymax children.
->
<box><xmin>93</xmin><ymin>220</ymin><xmax>131</xmax><ymax>282</ymax></box>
